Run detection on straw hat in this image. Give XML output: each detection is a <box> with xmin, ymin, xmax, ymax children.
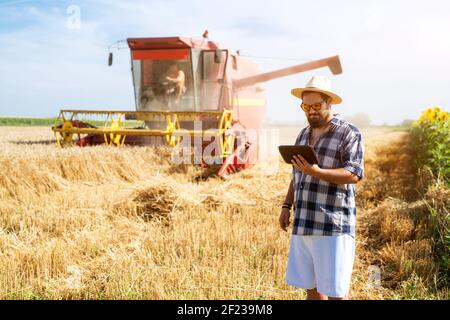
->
<box><xmin>291</xmin><ymin>75</ymin><xmax>342</xmax><ymax>104</ymax></box>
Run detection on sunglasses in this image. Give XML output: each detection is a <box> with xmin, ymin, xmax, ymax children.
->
<box><xmin>300</xmin><ymin>101</ymin><xmax>326</xmax><ymax>112</ymax></box>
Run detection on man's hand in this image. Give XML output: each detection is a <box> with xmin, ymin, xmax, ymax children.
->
<box><xmin>291</xmin><ymin>154</ymin><xmax>321</xmax><ymax>177</ymax></box>
<box><xmin>279</xmin><ymin>208</ymin><xmax>291</xmax><ymax>232</ymax></box>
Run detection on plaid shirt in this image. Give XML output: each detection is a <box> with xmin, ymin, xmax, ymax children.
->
<box><xmin>292</xmin><ymin>115</ymin><xmax>364</xmax><ymax>237</ymax></box>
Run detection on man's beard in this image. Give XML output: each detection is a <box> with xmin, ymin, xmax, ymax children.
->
<box><xmin>307</xmin><ymin>114</ymin><xmax>328</xmax><ymax>128</ymax></box>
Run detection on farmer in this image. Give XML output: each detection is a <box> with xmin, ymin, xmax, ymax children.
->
<box><xmin>164</xmin><ymin>62</ymin><xmax>186</xmax><ymax>105</ymax></box>
<box><xmin>279</xmin><ymin>75</ymin><xmax>364</xmax><ymax>300</ymax></box>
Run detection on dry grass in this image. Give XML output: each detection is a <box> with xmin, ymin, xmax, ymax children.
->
<box><xmin>0</xmin><ymin>126</ymin><xmax>447</xmax><ymax>299</ymax></box>
<box><xmin>355</xmin><ymin>133</ymin><xmax>449</xmax><ymax>299</ymax></box>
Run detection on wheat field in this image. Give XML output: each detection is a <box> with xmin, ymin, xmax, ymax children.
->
<box><xmin>0</xmin><ymin>126</ymin><xmax>448</xmax><ymax>299</ymax></box>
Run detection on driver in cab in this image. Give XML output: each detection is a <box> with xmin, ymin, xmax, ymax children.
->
<box><xmin>164</xmin><ymin>63</ymin><xmax>186</xmax><ymax>104</ymax></box>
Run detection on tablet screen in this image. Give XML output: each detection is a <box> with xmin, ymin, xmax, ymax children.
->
<box><xmin>278</xmin><ymin>145</ymin><xmax>319</xmax><ymax>165</ymax></box>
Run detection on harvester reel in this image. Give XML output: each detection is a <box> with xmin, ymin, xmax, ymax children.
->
<box><xmin>219</xmin><ymin>111</ymin><xmax>234</xmax><ymax>157</ymax></box>
<box><xmin>104</xmin><ymin>117</ymin><xmax>126</xmax><ymax>146</ymax></box>
<box><xmin>57</xmin><ymin>120</ymin><xmax>74</xmax><ymax>147</ymax></box>
<box><xmin>165</xmin><ymin>114</ymin><xmax>181</xmax><ymax>147</ymax></box>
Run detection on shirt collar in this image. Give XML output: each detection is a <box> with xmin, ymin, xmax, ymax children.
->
<box><xmin>329</xmin><ymin>114</ymin><xmax>342</xmax><ymax>130</ymax></box>
<box><xmin>330</xmin><ymin>113</ymin><xmax>341</xmax><ymax>125</ymax></box>
<box><xmin>305</xmin><ymin>114</ymin><xmax>341</xmax><ymax>136</ymax></box>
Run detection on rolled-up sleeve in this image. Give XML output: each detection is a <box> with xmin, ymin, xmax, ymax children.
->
<box><xmin>341</xmin><ymin>128</ymin><xmax>364</xmax><ymax>179</ymax></box>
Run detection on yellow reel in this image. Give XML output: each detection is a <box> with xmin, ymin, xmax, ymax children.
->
<box><xmin>57</xmin><ymin>120</ymin><xmax>74</xmax><ymax>147</ymax></box>
<box><xmin>104</xmin><ymin>113</ymin><xmax>126</xmax><ymax>146</ymax></box>
<box><xmin>165</xmin><ymin>114</ymin><xmax>181</xmax><ymax>147</ymax></box>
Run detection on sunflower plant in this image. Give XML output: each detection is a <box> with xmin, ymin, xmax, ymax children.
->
<box><xmin>411</xmin><ymin>107</ymin><xmax>450</xmax><ymax>185</ymax></box>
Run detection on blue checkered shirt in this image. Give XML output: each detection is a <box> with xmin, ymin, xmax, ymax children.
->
<box><xmin>292</xmin><ymin>115</ymin><xmax>364</xmax><ymax>237</ymax></box>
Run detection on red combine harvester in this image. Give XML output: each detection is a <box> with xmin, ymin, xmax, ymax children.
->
<box><xmin>52</xmin><ymin>32</ymin><xmax>342</xmax><ymax>176</ymax></box>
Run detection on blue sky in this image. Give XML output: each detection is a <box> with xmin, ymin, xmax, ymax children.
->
<box><xmin>0</xmin><ymin>0</ymin><xmax>449</xmax><ymax>125</ymax></box>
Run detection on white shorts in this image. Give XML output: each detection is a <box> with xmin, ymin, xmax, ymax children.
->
<box><xmin>285</xmin><ymin>234</ymin><xmax>355</xmax><ymax>298</ymax></box>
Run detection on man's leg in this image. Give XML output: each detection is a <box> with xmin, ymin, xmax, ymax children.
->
<box><xmin>311</xmin><ymin>235</ymin><xmax>355</xmax><ymax>299</ymax></box>
<box><xmin>285</xmin><ymin>235</ymin><xmax>317</xmax><ymax>297</ymax></box>
<box><xmin>306</xmin><ymin>288</ymin><xmax>328</xmax><ymax>300</ymax></box>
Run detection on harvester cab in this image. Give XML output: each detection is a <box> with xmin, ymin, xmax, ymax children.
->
<box><xmin>52</xmin><ymin>33</ymin><xmax>342</xmax><ymax>176</ymax></box>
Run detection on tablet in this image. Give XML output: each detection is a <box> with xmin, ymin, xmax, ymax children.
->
<box><xmin>278</xmin><ymin>145</ymin><xmax>319</xmax><ymax>165</ymax></box>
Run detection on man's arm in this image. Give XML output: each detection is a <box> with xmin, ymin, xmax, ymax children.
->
<box><xmin>284</xmin><ymin>178</ymin><xmax>294</xmax><ymax>204</ymax></box>
<box><xmin>279</xmin><ymin>179</ymin><xmax>294</xmax><ymax>232</ymax></box>
<box><xmin>166</xmin><ymin>71</ymin><xmax>185</xmax><ymax>83</ymax></box>
<box><xmin>314</xmin><ymin>167</ymin><xmax>360</xmax><ymax>184</ymax></box>
<box><xmin>291</xmin><ymin>155</ymin><xmax>360</xmax><ymax>185</ymax></box>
